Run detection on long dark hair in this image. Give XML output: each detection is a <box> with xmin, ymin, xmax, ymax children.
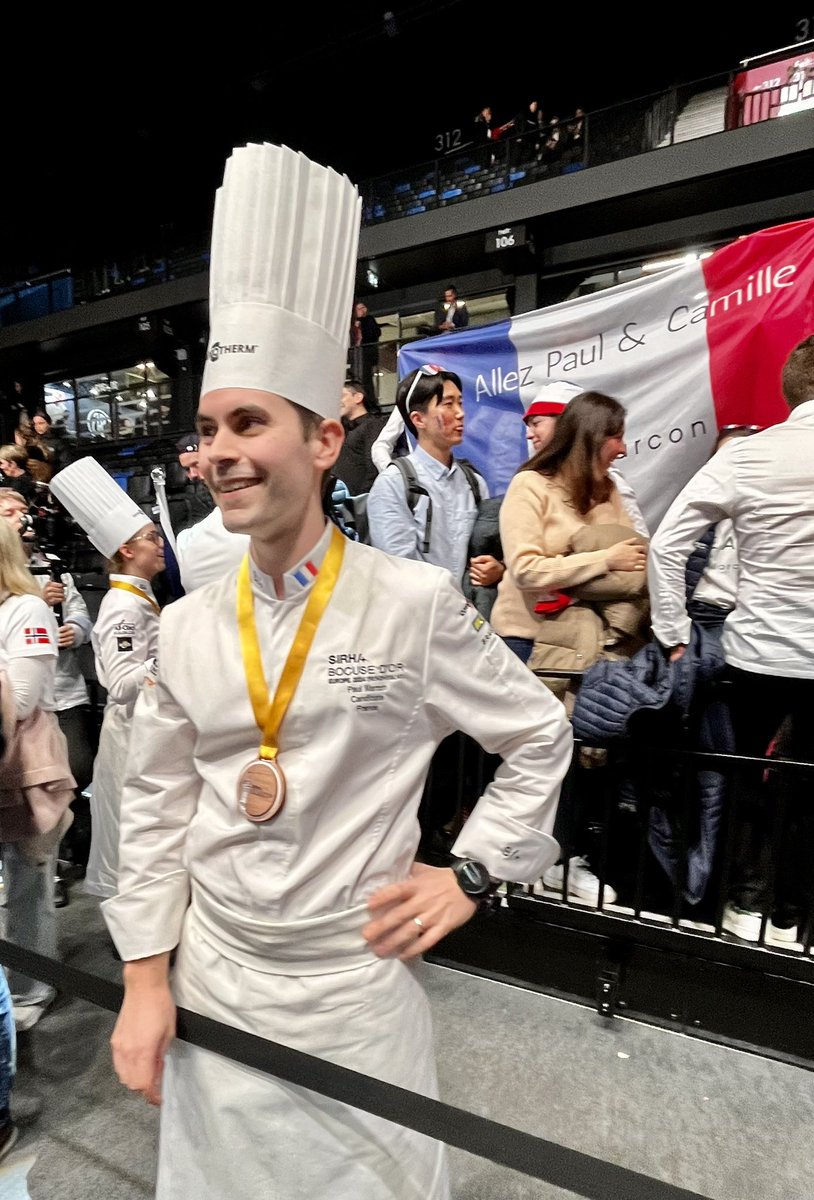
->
<box><xmin>521</xmin><ymin>391</ymin><xmax>626</xmax><ymax>514</ymax></box>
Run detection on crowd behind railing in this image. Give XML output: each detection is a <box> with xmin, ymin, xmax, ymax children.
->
<box><xmin>3</xmin><ymin>336</ymin><xmax>814</xmax><ymax>972</ymax></box>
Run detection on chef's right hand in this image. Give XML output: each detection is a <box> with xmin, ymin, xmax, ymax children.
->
<box><xmin>605</xmin><ymin>538</ymin><xmax>647</xmax><ymax>572</ymax></box>
<box><xmin>111</xmin><ymin>956</ymin><xmax>176</xmax><ymax>1106</ymax></box>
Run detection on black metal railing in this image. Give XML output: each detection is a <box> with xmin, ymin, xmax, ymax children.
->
<box><xmin>420</xmin><ymin>687</ymin><xmax>814</xmax><ymax>964</ymax></box>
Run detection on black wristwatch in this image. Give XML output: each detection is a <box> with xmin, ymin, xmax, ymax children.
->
<box><xmin>450</xmin><ymin>858</ymin><xmax>499</xmax><ymax>904</ymax></box>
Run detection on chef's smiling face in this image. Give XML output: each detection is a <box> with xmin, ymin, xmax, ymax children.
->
<box><xmin>196</xmin><ymin>388</ymin><xmax>342</xmax><ymax>544</ymax></box>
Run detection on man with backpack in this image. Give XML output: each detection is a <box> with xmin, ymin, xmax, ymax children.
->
<box><xmin>366</xmin><ymin>365</ymin><xmax>503</xmax><ymax>591</ymax></box>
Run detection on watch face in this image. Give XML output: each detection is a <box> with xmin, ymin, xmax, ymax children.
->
<box><xmin>455</xmin><ymin>859</ymin><xmax>492</xmax><ymax>897</ymax></box>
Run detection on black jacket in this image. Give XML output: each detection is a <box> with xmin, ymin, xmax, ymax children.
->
<box><xmin>334</xmin><ymin>412</ymin><xmax>387</xmax><ymax>497</ymax></box>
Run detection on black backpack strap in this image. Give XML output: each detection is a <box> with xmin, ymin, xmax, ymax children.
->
<box><xmin>390</xmin><ymin>457</ymin><xmax>432</xmax><ymax>554</ymax></box>
<box><xmin>456</xmin><ymin>458</ymin><xmax>482</xmax><ymax>506</ymax></box>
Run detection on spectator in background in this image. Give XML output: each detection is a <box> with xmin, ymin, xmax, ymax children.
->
<box><xmin>0</xmin><ymin>488</ymin><xmax>94</xmax><ymax>890</ymax></box>
<box><xmin>649</xmin><ymin>334</ymin><xmax>814</xmax><ymax>946</ymax></box>
<box><xmin>31</xmin><ymin>411</ymin><xmax>64</xmax><ymax>476</ymax></box>
<box><xmin>434</xmin><ymin>284</ymin><xmax>469</xmax><ymax>334</ymax></box>
<box><xmin>0</xmin><ymin>971</ymin><xmax>18</xmax><ymax>1160</ymax></box>
<box><xmin>368</xmin><ymin>366</ymin><xmax>493</xmax><ymax>584</ymax></box>
<box><xmin>522</xmin><ymin>382</ymin><xmax>649</xmax><ymax>538</ymax></box>
<box><xmin>491</xmin><ymin>391</ymin><xmax>649</xmax><ymax>905</ymax></box>
<box><xmin>514</xmin><ymin>99</ymin><xmax>545</xmax><ymax>162</ymax></box>
<box><xmin>348</xmin><ymin>301</ymin><xmax>382</xmax><ymax>401</ymax></box>
<box><xmin>0</xmin><ymin>518</ymin><xmax>73</xmax><ymax>1032</ymax></box>
<box><xmin>333</xmin><ymin>380</ymin><xmax>386</xmax><ymax>496</ymax></box>
<box><xmin>542</xmin><ymin>116</ymin><xmax>563</xmax><ymax>167</ymax></box>
<box><xmin>473</xmin><ymin>105</ymin><xmax>495</xmax><ymax>149</ymax></box>
<box><xmin>49</xmin><ymin>458</ymin><xmax>163</xmax><ymax>904</ymax></box>
<box><xmin>13</xmin><ymin>419</ymin><xmax>51</xmax><ymax>484</ymax></box>
<box><xmin>0</xmin><ymin>446</ymin><xmax>36</xmax><ymax>502</ymax></box>
<box><xmin>565</xmin><ymin>107</ymin><xmax>586</xmax><ymax>154</ymax></box>
<box><xmin>175</xmin><ymin>432</ymin><xmax>216</xmax><ymax>529</ymax></box>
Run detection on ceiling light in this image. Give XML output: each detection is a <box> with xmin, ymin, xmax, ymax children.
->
<box><xmin>641</xmin><ymin>253</ymin><xmax>698</xmax><ymax>273</ymax></box>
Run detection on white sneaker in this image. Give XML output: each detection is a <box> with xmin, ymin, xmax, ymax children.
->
<box><xmin>722</xmin><ymin>903</ymin><xmax>762</xmax><ymax>942</ymax></box>
<box><xmin>541</xmin><ymin>856</ymin><xmax>617</xmax><ymax>905</ymax></box>
<box><xmin>766</xmin><ymin>919</ymin><xmax>799</xmax><ymax>947</ymax></box>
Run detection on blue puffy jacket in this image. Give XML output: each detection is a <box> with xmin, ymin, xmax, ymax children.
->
<box><xmin>572</xmin><ymin>624</ymin><xmax>732</xmax><ymax>904</ymax></box>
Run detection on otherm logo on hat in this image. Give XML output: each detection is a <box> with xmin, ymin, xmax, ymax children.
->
<box><xmin>207</xmin><ymin>342</ymin><xmax>258</xmax><ymax>363</ymax></box>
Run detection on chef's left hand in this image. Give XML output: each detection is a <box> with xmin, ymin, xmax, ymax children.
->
<box><xmin>364</xmin><ymin>862</ymin><xmax>478</xmax><ymax>961</ymax></box>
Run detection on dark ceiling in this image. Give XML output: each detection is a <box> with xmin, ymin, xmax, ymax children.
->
<box><xmin>0</xmin><ymin>7</ymin><xmax>806</xmax><ymax>287</ymax></box>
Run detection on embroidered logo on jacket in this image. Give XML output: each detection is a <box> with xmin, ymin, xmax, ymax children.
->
<box><xmin>117</xmin><ymin>636</ymin><xmax>133</xmax><ymax>652</ymax></box>
<box><xmin>24</xmin><ymin>627</ymin><xmax>51</xmax><ymax>645</ymax></box>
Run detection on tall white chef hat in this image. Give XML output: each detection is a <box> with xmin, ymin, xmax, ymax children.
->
<box><xmin>200</xmin><ymin>142</ymin><xmax>362</xmax><ymax>421</ymax></box>
<box><xmin>522</xmin><ymin>380</ymin><xmax>582</xmax><ymax>422</ymax></box>
<box><xmin>49</xmin><ymin>457</ymin><xmax>151</xmax><ymax>558</ymax></box>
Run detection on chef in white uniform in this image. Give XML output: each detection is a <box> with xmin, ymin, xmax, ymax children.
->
<box><xmin>49</xmin><ymin>459</ymin><xmax>163</xmax><ymax>898</ymax></box>
<box><xmin>102</xmin><ymin>142</ymin><xmax>574</xmax><ymax>1200</ymax></box>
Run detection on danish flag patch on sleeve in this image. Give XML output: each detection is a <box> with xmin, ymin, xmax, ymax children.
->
<box><xmin>24</xmin><ymin>626</ymin><xmax>52</xmax><ymax>646</ymax></box>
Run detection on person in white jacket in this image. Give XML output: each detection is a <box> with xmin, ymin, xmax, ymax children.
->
<box><xmin>49</xmin><ymin>460</ymin><xmax>164</xmax><ymax>901</ymax></box>
<box><xmin>648</xmin><ymin>334</ymin><xmax>814</xmax><ymax>946</ymax></box>
<box><xmin>100</xmin><ymin>143</ymin><xmax>574</xmax><ymax>1200</ymax></box>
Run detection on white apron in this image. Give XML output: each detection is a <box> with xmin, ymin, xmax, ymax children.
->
<box><xmin>159</xmin><ymin>891</ymin><xmax>450</xmax><ymax>1200</ymax></box>
<box><xmin>84</xmin><ymin>701</ymin><xmax>129</xmax><ymax>898</ymax></box>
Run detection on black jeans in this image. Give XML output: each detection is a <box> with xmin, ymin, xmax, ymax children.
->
<box><xmin>725</xmin><ymin>666</ymin><xmax>814</xmax><ymax>919</ymax></box>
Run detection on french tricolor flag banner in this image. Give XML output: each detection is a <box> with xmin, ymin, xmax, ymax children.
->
<box><xmin>400</xmin><ymin>218</ymin><xmax>814</xmax><ymax>529</ymax></box>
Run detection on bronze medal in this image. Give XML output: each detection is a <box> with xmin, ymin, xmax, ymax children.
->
<box><xmin>237</xmin><ymin>758</ymin><xmax>286</xmax><ymax>823</ymax></box>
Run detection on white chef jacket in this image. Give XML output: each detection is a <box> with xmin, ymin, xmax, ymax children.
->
<box><xmin>86</xmin><ymin>574</ymin><xmax>160</xmax><ymax>898</ymax></box>
<box><xmin>175</xmin><ymin>506</ymin><xmax>249</xmax><ymax>592</ymax></box>
<box><xmin>91</xmin><ymin>575</ymin><xmax>160</xmax><ymax>716</ymax></box>
<box><xmin>649</xmin><ymin>400</ymin><xmax>814</xmax><ymax>676</ymax></box>
<box><xmin>102</xmin><ymin>525</ymin><xmax>571</xmax><ymax>1199</ymax></box>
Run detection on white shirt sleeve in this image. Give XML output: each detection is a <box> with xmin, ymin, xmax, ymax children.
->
<box><xmin>649</xmin><ymin>453</ymin><xmax>737</xmax><ymax>648</ymax></box>
<box><xmin>370</xmin><ymin>408</ymin><xmax>407</xmax><ymax>473</ymax></box>
<box><xmin>608</xmin><ymin>466</ymin><xmax>649</xmax><ymax>538</ymax></box>
<box><xmin>102</xmin><ymin>666</ymin><xmax>198</xmax><ymax>959</ymax></box>
<box><xmin>62</xmin><ymin>574</ymin><xmax>93</xmax><ymax>644</ymax></box>
<box><xmin>7</xmin><ymin>656</ymin><xmax>54</xmax><ymax>718</ymax></box>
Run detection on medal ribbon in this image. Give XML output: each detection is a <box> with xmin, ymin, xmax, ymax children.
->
<box><xmin>109</xmin><ymin>580</ymin><xmax>161</xmax><ymax>616</ymax></box>
<box><xmin>237</xmin><ymin>526</ymin><xmax>346</xmax><ymax>763</ymax></box>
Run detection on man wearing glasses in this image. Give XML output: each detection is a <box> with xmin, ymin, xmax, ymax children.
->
<box><xmin>367</xmin><ymin>365</ymin><xmax>504</xmax><ymax>592</ymax></box>
<box><xmin>649</xmin><ymin>336</ymin><xmax>814</xmax><ymax>947</ymax></box>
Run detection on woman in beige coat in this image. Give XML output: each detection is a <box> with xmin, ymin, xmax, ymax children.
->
<box><xmin>491</xmin><ymin>391</ymin><xmax>649</xmax><ymax>903</ymax></box>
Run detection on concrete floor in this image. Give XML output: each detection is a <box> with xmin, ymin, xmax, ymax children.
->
<box><xmin>1</xmin><ymin>890</ymin><xmax>812</xmax><ymax>1199</ymax></box>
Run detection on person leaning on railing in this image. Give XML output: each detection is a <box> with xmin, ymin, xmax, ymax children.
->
<box><xmin>649</xmin><ymin>333</ymin><xmax>814</xmax><ymax>947</ymax></box>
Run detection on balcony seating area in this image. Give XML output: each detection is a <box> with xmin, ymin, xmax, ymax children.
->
<box><xmin>362</xmin><ymin>140</ymin><xmax>585</xmax><ymax>224</ymax></box>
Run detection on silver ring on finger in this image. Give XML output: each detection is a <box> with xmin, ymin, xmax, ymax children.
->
<box><xmin>413</xmin><ymin>916</ymin><xmax>425</xmax><ymax>930</ymax></box>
